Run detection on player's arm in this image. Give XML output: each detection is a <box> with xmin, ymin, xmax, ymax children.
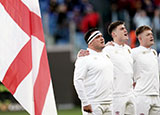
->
<box><xmin>73</xmin><ymin>58</ymin><xmax>91</xmax><ymax>111</ymax></box>
<box><xmin>131</xmin><ymin>49</ymin><xmax>137</xmax><ymax>89</ymax></box>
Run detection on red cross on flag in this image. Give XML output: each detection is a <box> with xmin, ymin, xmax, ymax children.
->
<box><xmin>0</xmin><ymin>0</ymin><xmax>57</xmax><ymax>115</ymax></box>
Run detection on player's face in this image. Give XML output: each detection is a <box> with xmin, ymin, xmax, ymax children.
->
<box><xmin>139</xmin><ymin>30</ymin><xmax>154</xmax><ymax>48</ymax></box>
<box><xmin>91</xmin><ymin>34</ymin><xmax>105</xmax><ymax>51</ymax></box>
<box><xmin>114</xmin><ymin>24</ymin><xmax>129</xmax><ymax>43</ymax></box>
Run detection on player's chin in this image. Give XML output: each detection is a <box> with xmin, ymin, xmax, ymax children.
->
<box><xmin>151</xmin><ymin>41</ymin><xmax>154</xmax><ymax>45</ymax></box>
<box><xmin>122</xmin><ymin>36</ymin><xmax>128</xmax><ymax>40</ymax></box>
<box><xmin>100</xmin><ymin>44</ymin><xmax>105</xmax><ymax>48</ymax></box>
<box><xmin>101</xmin><ymin>43</ymin><xmax>105</xmax><ymax>47</ymax></box>
<box><xmin>125</xmin><ymin>36</ymin><xmax>129</xmax><ymax>39</ymax></box>
<box><xmin>123</xmin><ymin>38</ymin><xmax>128</xmax><ymax>42</ymax></box>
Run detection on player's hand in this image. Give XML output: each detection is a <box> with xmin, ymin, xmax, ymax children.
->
<box><xmin>77</xmin><ymin>49</ymin><xmax>89</xmax><ymax>57</ymax></box>
<box><xmin>105</xmin><ymin>41</ymin><xmax>114</xmax><ymax>46</ymax></box>
<box><xmin>83</xmin><ymin>104</ymin><xmax>92</xmax><ymax>113</ymax></box>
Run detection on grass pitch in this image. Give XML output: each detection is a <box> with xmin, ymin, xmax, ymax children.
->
<box><xmin>0</xmin><ymin>107</ymin><xmax>81</xmax><ymax>115</ymax></box>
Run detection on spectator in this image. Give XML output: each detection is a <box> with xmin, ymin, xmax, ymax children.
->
<box><xmin>80</xmin><ymin>4</ymin><xmax>100</xmax><ymax>33</ymax></box>
<box><xmin>71</xmin><ymin>6</ymin><xmax>87</xmax><ymax>49</ymax></box>
<box><xmin>48</xmin><ymin>0</ymin><xmax>58</xmax><ymax>37</ymax></box>
<box><xmin>133</xmin><ymin>9</ymin><xmax>151</xmax><ymax>28</ymax></box>
<box><xmin>153</xmin><ymin>9</ymin><xmax>160</xmax><ymax>40</ymax></box>
<box><xmin>55</xmin><ymin>3</ymin><xmax>70</xmax><ymax>44</ymax></box>
<box><xmin>142</xmin><ymin>0</ymin><xmax>155</xmax><ymax>18</ymax></box>
<box><xmin>154</xmin><ymin>0</ymin><xmax>160</xmax><ymax>8</ymax></box>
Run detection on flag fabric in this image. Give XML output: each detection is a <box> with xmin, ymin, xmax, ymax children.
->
<box><xmin>0</xmin><ymin>0</ymin><xmax>57</xmax><ymax>115</ymax></box>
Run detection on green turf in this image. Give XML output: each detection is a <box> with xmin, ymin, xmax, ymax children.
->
<box><xmin>58</xmin><ymin>108</ymin><xmax>81</xmax><ymax>115</ymax></box>
<box><xmin>0</xmin><ymin>111</ymin><xmax>29</xmax><ymax>115</ymax></box>
<box><xmin>0</xmin><ymin>108</ymin><xmax>82</xmax><ymax>115</ymax></box>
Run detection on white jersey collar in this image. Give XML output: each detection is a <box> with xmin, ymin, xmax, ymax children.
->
<box><xmin>113</xmin><ymin>42</ymin><xmax>126</xmax><ymax>48</ymax></box>
<box><xmin>87</xmin><ymin>48</ymin><xmax>103</xmax><ymax>54</ymax></box>
<box><xmin>139</xmin><ymin>46</ymin><xmax>151</xmax><ymax>51</ymax></box>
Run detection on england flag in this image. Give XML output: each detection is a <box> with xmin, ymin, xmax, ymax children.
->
<box><xmin>0</xmin><ymin>0</ymin><xmax>57</xmax><ymax>115</ymax></box>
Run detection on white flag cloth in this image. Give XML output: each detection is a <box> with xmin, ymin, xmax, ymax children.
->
<box><xmin>0</xmin><ymin>0</ymin><xmax>57</xmax><ymax>115</ymax></box>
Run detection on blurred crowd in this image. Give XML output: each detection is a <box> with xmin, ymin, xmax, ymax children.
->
<box><xmin>39</xmin><ymin>0</ymin><xmax>99</xmax><ymax>48</ymax></box>
<box><xmin>39</xmin><ymin>0</ymin><xmax>160</xmax><ymax>52</ymax></box>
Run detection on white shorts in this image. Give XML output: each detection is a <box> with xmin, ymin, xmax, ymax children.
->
<box><xmin>112</xmin><ymin>94</ymin><xmax>136</xmax><ymax>115</ymax></box>
<box><xmin>82</xmin><ymin>103</ymin><xmax>112</xmax><ymax>115</ymax></box>
<box><xmin>135</xmin><ymin>95</ymin><xmax>160</xmax><ymax>115</ymax></box>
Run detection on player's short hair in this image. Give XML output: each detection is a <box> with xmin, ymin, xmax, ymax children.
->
<box><xmin>135</xmin><ymin>25</ymin><xmax>152</xmax><ymax>37</ymax></box>
<box><xmin>84</xmin><ymin>28</ymin><xmax>99</xmax><ymax>44</ymax></box>
<box><xmin>108</xmin><ymin>21</ymin><xmax>125</xmax><ymax>36</ymax></box>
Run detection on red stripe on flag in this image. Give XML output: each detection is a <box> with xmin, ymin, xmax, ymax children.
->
<box><xmin>31</xmin><ymin>12</ymin><xmax>45</xmax><ymax>42</ymax></box>
<box><xmin>0</xmin><ymin>0</ymin><xmax>44</xmax><ymax>42</ymax></box>
<box><xmin>34</xmin><ymin>47</ymin><xmax>51</xmax><ymax>115</ymax></box>
<box><xmin>2</xmin><ymin>40</ymin><xmax>32</xmax><ymax>94</ymax></box>
<box><xmin>0</xmin><ymin>0</ymin><xmax>31</xmax><ymax>37</ymax></box>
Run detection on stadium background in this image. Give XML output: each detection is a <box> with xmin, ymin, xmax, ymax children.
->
<box><xmin>0</xmin><ymin>0</ymin><xmax>160</xmax><ymax>114</ymax></box>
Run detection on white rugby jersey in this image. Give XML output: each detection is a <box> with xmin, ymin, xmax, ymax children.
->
<box><xmin>132</xmin><ymin>46</ymin><xmax>159</xmax><ymax>96</ymax></box>
<box><xmin>74</xmin><ymin>48</ymin><xmax>114</xmax><ymax>106</ymax></box>
<box><xmin>103</xmin><ymin>42</ymin><xmax>134</xmax><ymax>97</ymax></box>
<box><xmin>159</xmin><ymin>53</ymin><xmax>160</xmax><ymax>94</ymax></box>
<box><xmin>158</xmin><ymin>53</ymin><xmax>160</xmax><ymax>73</ymax></box>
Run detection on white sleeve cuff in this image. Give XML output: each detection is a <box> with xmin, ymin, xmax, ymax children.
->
<box><xmin>82</xmin><ymin>100</ymin><xmax>90</xmax><ymax>106</ymax></box>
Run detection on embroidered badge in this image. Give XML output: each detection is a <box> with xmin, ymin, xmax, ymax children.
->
<box><xmin>152</xmin><ymin>50</ymin><xmax>156</xmax><ymax>56</ymax></box>
<box><xmin>94</xmin><ymin>57</ymin><xmax>97</xmax><ymax>60</ymax></box>
<box><xmin>142</xmin><ymin>51</ymin><xmax>146</xmax><ymax>54</ymax></box>
<box><xmin>106</xmin><ymin>54</ymin><xmax>110</xmax><ymax>59</ymax></box>
<box><xmin>115</xmin><ymin>111</ymin><xmax>120</xmax><ymax>115</ymax></box>
<box><xmin>128</xmin><ymin>49</ymin><xmax>131</xmax><ymax>54</ymax></box>
<box><xmin>115</xmin><ymin>50</ymin><xmax>118</xmax><ymax>54</ymax></box>
<box><xmin>140</xmin><ymin>113</ymin><xmax>144</xmax><ymax>115</ymax></box>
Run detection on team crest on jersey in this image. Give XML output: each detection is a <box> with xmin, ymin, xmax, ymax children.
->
<box><xmin>106</xmin><ymin>54</ymin><xmax>110</xmax><ymax>59</ymax></box>
<box><xmin>152</xmin><ymin>50</ymin><xmax>156</xmax><ymax>56</ymax></box>
<box><xmin>115</xmin><ymin>111</ymin><xmax>120</xmax><ymax>115</ymax></box>
<box><xmin>93</xmin><ymin>57</ymin><xmax>97</xmax><ymax>60</ymax></box>
<box><xmin>115</xmin><ymin>50</ymin><xmax>118</xmax><ymax>54</ymax></box>
<box><xmin>128</xmin><ymin>49</ymin><xmax>131</xmax><ymax>54</ymax></box>
<box><xmin>142</xmin><ymin>51</ymin><xmax>146</xmax><ymax>54</ymax></box>
<box><xmin>140</xmin><ymin>113</ymin><xmax>144</xmax><ymax>115</ymax></box>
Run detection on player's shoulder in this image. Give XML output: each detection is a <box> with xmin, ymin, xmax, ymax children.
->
<box><xmin>124</xmin><ymin>44</ymin><xmax>132</xmax><ymax>53</ymax></box>
<box><xmin>124</xmin><ymin>44</ymin><xmax>131</xmax><ymax>49</ymax></box>
<box><xmin>131</xmin><ymin>46</ymin><xmax>141</xmax><ymax>52</ymax></box>
<box><xmin>103</xmin><ymin>44</ymin><xmax>114</xmax><ymax>50</ymax></box>
<box><xmin>75</xmin><ymin>56</ymin><xmax>89</xmax><ymax>66</ymax></box>
<box><xmin>131</xmin><ymin>47</ymin><xmax>142</xmax><ymax>58</ymax></box>
<box><xmin>151</xmin><ymin>48</ymin><xmax>157</xmax><ymax>56</ymax></box>
<box><xmin>103</xmin><ymin>45</ymin><xmax>115</xmax><ymax>55</ymax></box>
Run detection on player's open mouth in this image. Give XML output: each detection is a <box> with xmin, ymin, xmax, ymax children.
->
<box><xmin>150</xmin><ymin>39</ymin><xmax>154</xmax><ymax>41</ymax></box>
<box><xmin>101</xmin><ymin>41</ymin><xmax>104</xmax><ymax>44</ymax></box>
<box><xmin>124</xmin><ymin>33</ymin><xmax>128</xmax><ymax>36</ymax></box>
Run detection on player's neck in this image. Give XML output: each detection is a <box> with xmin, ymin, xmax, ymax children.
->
<box><xmin>114</xmin><ymin>40</ymin><xmax>125</xmax><ymax>46</ymax></box>
<box><xmin>88</xmin><ymin>46</ymin><xmax>103</xmax><ymax>52</ymax></box>
<box><xmin>140</xmin><ymin>45</ymin><xmax>151</xmax><ymax>49</ymax></box>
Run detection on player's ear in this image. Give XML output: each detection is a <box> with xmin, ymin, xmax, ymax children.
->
<box><xmin>138</xmin><ymin>35</ymin><xmax>142</xmax><ymax>41</ymax></box>
<box><xmin>111</xmin><ymin>32</ymin><xmax>116</xmax><ymax>38</ymax></box>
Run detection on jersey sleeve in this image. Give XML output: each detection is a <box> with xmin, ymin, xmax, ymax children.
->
<box><xmin>73</xmin><ymin>57</ymin><xmax>90</xmax><ymax>106</ymax></box>
<box><xmin>131</xmin><ymin>48</ymin><xmax>138</xmax><ymax>82</ymax></box>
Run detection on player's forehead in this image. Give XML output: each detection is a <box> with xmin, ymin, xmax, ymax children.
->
<box><xmin>116</xmin><ymin>24</ymin><xmax>125</xmax><ymax>29</ymax></box>
<box><xmin>141</xmin><ymin>30</ymin><xmax>152</xmax><ymax>35</ymax></box>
